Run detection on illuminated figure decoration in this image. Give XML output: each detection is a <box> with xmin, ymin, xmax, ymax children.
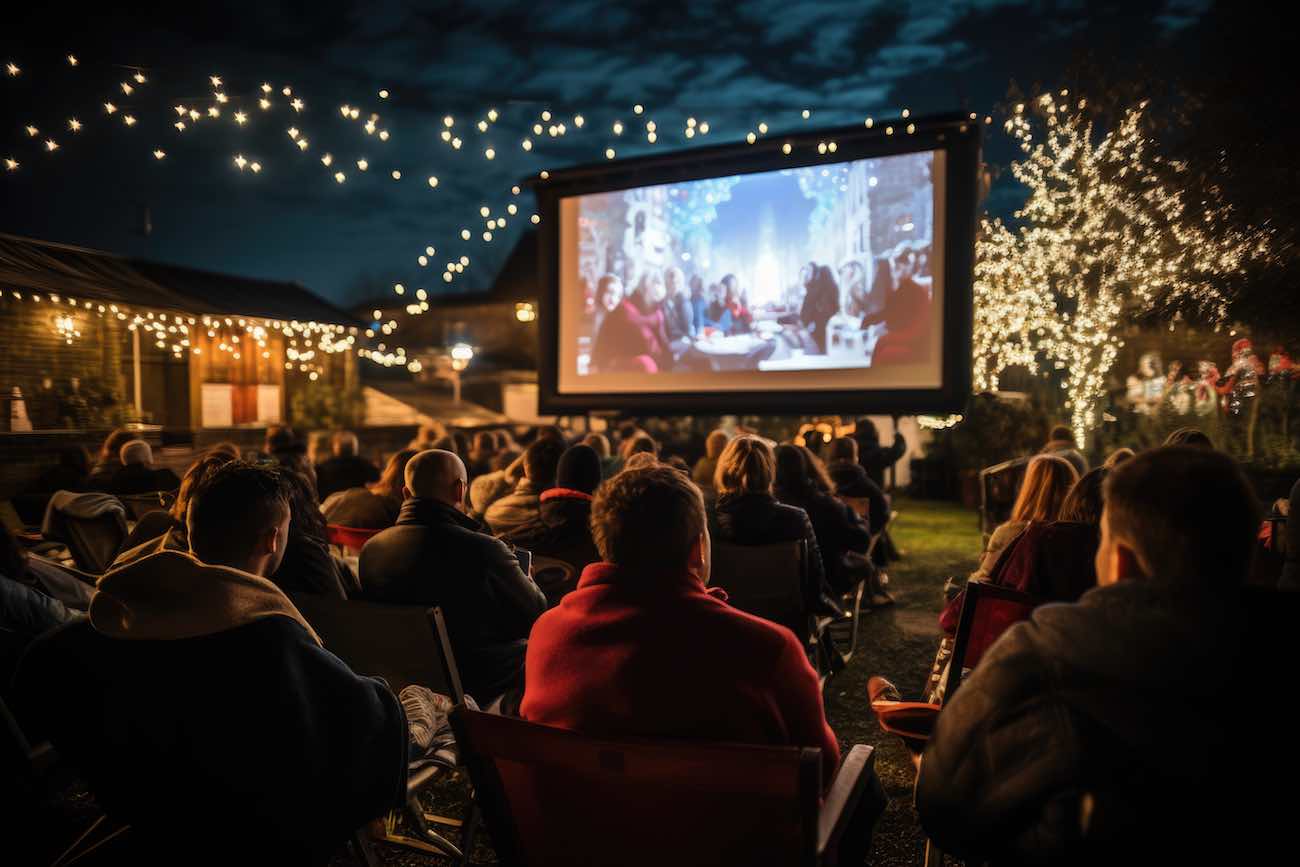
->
<box><xmin>1194</xmin><ymin>361</ymin><xmax>1222</xmax><ymax>417</ymax></box>
<box><xmin>1125</xmin><ymin>352</ymin><xmax>1165</xmax><ymax>415</ymax></box>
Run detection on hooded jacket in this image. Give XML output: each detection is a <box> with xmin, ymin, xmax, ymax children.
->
<box><xmin>501</xmin><ymin>489</ymin><xmax>600</xmax><ymax>601</ymax></box>
<box><xmin>13</xmin><ymin>550</ymin><xmax>406</xmax><ymax>865</ymax></box>
<box><xmin>484</xmin><ymin>477</ymin><xmax>546</xmax><ymax>537</ymax></box>
<box><xmin>358</xmin><ymin>498</ymin><xmax>546</xmax><ymax>702</ymax></box>
<box><xmin>916</xmin><ymin>578</ymin><xmax>1249</xmax><ymax>863</ymax></box>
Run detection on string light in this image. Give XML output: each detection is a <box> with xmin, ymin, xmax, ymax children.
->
<box><xmin>973</xmin><ymin>93</ymin><xmax>1266</xmax><ymax>444</ymax></box>
<box><xmin>153</xmin><ymin>149</ymin><xmax>165</xmax><ymax>160</ymax></box>
<box><xmin>66</xmin><ymin>55</ymin><xmax>78</xmax><ymax>67</ymax></box>
<box><xmin>68</xmin><ymin>118</ymin><xmax>81</xmax><ymax>132</ymax></box>
<box><xmin>5</xmin><ymin>157</ymin><xmax>19</xmax><ymax>171</ymax></box>
<box><xmin>6</xmin><ymin>62</ymin><xmax>20</xmax><ymax>76</ymax></box>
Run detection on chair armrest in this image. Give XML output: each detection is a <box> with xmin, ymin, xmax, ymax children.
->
<box><xmin>817</xmin><ymin>744</ymin><xmax>875</xmax><ymax>858</ymax></box>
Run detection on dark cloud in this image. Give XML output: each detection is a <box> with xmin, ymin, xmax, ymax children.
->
<box><xmin>1</xmin><ymin>0</ymin><xmax>1214</xmax><ymax>306</ymax></box>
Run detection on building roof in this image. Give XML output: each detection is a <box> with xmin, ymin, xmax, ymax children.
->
<box><xmin>0</xmin><ymin>232</ymin><xmax>360</xmax><ymax>326</ymax></box>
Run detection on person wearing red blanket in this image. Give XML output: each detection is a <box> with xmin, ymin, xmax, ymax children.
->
<box><xmin>521</xmin><ymin>464</ymin><xmax>839</xmax><ymax>784</ymax></box>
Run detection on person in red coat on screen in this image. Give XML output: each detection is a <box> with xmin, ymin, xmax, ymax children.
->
<box><xmin>520</xmin><ymin>464</ymin><xmax>839</xmax><ymax>784</ymax></box>
<box><xmin>590</xmin><ymin>270</ymin><xmax>671</xmax><ymax>373</ymax></box>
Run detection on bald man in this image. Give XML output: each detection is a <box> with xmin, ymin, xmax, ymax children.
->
<box><xmin>359</xmin><ymin>450</ymin><xmax>546</xmax><ymax>708</ymax></box>
<box><xmin>109</xmin><ymin>439</ymin><xmax>181</xmax><ymax>496</ymax></box>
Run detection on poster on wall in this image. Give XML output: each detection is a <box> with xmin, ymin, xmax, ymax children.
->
<box><xmin>200</xmin><ymin>383</ymin><xmax>234</xmax><ymax>428</ymax></box>
<box><xmin>256</xmin><ymin>384</ymin><xmax>282</xmax><ymax>424</ymax></box>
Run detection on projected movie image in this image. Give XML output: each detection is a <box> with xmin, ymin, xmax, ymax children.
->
<box><xmin>558</xmin><ymin>149</ymin><xmax>944</xmax><ymax>395</ymax></box>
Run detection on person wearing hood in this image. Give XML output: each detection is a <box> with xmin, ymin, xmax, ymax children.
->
<box><xmin>14</xmin><ymin>461</ymin><xmax>406</xmax><ymax>864</ymax></box>
<box><xmin>359</xmin><ymin>449</ymin><xmax>546</xmax><ymax>711</ymax></box>
<box><xmin>916</xmin><ymin>447</ymin><xmax>1265</xmax><ymax>862</ymax></box>
<box><xmin>484</xmin><ymin>437</ymin><xmax>566</xmax><ymax>537</ymax></box>
<box><xmin>502</xmin><ymin>444</ymin><xmax>603</xmax><ymax>603</ymax></box>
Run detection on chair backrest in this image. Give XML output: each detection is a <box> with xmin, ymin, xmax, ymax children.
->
<box><xmin>449</xmin><ymin>706</ymin><xmax>823</xmax><ymax>867</ymax></box>
<box><xmin>325</xmin><ymin>524</ymin><xmax>382</xmax><ymax>554</ymax></box>
<box><xmin>710</xmin><ymin>540</ymin><xmax>809</xmax><ymax>640</ymax></box>
<box><xmin>980</xmin><ymin>456</ymin><xmax>1031</xmax><ymax>541</ymax></box>
<box><xmin>943</xmin><ymin>579</ymin><xmax>1038</xmax><ymax>703</ymax></box>
<box><xmin>287</xmin><ymin>594</ymin><xmax>462</xmax><ymax>700</ymax></box>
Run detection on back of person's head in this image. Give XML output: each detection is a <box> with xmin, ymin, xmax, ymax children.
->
<box><xmin>534</xmin><ymin>425</ymin><xmax>566</xmax><ymax>445</ymax></box>
<box><xmin>591</xmin><ymin>465</ymin><xmax>706</xmax><ymax>576</ymax></box>
<box><xmin>827</xmin><ymin>436</ymin><xmax>858</xmax><ymax>464</ymax></box>
<box><xmin>371</xmin><ymin>449</ymin><xmax>418</xmax><ymax>501</ymax></box>
<box><xmin>492</xmin><ymin>448</ymin><xmax>522</xmax><ymax>472</ymax></box>
<box><xmin>773</xmin><ymin>444</ymin><xmax>813</xmax><ymax>497</ymax></box>
<box><xmin>715</xmin><ymin>435</ymin><xmax>775</xmax><ymax>496</ymax></box>
<box><xmin>453</xmin><ymin>431</ymin><xmax>471</xmax><ymax>458</ymax></box>
<box><xmin>471</xmin><ymin>431</ymin><xmax>496</xmax><ymax>456</ymax></box>
<box><xmin>665</xmin><ymin>455</ymin><xmax>691</xmax><ymax>477</ymax></box>
<box><xmin>207</xmin><ymin>441</ymin><xmax>241</xmax><ymax>460</ymax></box>
<box><xmin>101</xmin><ymin>428</ymin><xmax>139</xmax><ymax>463</ymax></box>
<box><xmin>120</xmin><ymin>439</ymin><xmax>152</xmax><ymax>467</ymax></box>
<box><xmin>1163</xmin><ymin>427</ymin><xmax>1214</xmax><ymax>449</ymax></box>
<box><xmin>405</xmin><ymin>449</ymin><xmax>467</xmax><ymax>506</ymax></box>
<box><xmin>622</xmin><ymin>451</ymin><xmax>659</xmax><ymax>472</ymax></box>
<box><xmin>704</xmin><ymin>429</ymin><xmax>730</xmax><ymax>460</ymax></box>
<box><xmin>493</xmin><ymin>429</ymin><xmax>514</xmax><ymax>451</ymax></box>
<box><xmin>616</xmin><ymin>421</ymin><xmax>641</xmax><ymax>444</ymax></box>
<box><xmin>1011</xmin><ymin>454</ymin><xmax>1079</xmax><ymax>523</ymax></box>
<box><xmin>1047</xmin><ymin>424</ymin><xmax>1075</xmax><ymax>445</ymax></box>
<box><xmin>1101</xmin><ymin>447</ymin><xmax>1257</xmax><ymax>587</ymax></box>
<box><xmin>523</xmin><ymin>438</ymin><xmax>565</xmax><ymax>488</ymax></box>
<box><xmin>582</xmin><ymin>433</ymin><xmax>611</xmax><ymax>458</ymax></box>
<box><xmin>1104</xmin><ymin>447</ymin><xmax>1135</xmax><ymax>469</ymax></box>
<box><xmin>1059</xmin><ymin>467</ymin><xmax>1109</xmax><ymax>525</ymax></box>
<box><xmin>265</xmin><ymin>425</ymin><xmax>302</xmax><ymax>456</ymax></box>
<box><xmin>797</xmin><ymin>445</ymin><xmax>835</xmax><ymax>494</ymax></box>
<box><xmin>855</xmin><ymin>417</ymin><xmax>880</xmax><ymax>446</ymax></box>
<box><xmin>332</xmin><ymin>430</ymin><xmax>359</xmax><ymax>458</ymax></box>
<box><xmin>621</xmin><ymin>433</ymin><xmax>658</xmax><ymax>460</ymax></box>
<box><xmin>173</xmin><ymin>451</ymin><xmax>237</xmax><ymax>520</ymax></box>
<box><xmin>431</xmin><ymin>435</ymin><xmax>458</xmax><ymax>454</ymax></box>
<box><xmin>307</xmin><ymin>431</ymin><xmax>332</xmax><ymax>464</ymax></box>
<box><xmin>187</xmin><ymin>461</ymin><xmax>291</xmax><ymax>574</ymax></box>
<box><xmin>414</xmin><ymin>421</ymin><xmax>448</xmax><ymax>445</ymax></box>
<box><xmin>556</xmin><ymin>444</ymin><xmax>602</xmax><ymax>494</ymax></box>
<box><xmin>282</xmin><ymin>469</ymin><xmax>326</xmax><ymax>540</ymax></box>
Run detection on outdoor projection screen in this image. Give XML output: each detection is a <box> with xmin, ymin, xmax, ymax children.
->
<box><xmin>535</xmin><ymin>114</ymin><xmax>980</xmax><ymax>415</ymax></box>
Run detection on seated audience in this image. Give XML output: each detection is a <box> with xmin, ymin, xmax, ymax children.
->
<box><xmin>408</xmin><ymin>420</ymin><xmax>448</xmax><ymax>451</ymax></box>
<box><xmin>826</xmin><ymin>437</ymin><xmax>890</xmax><ymax>539</ymax></box>
<box><xmin>313</xmin><ymin>430</ymin><xmax>380</xmax><ymax>501</ymax></box>
<box><xmin>523</xmin><ymin>464</ymin><xmax>838</xmax><ymax>772</ymax></box>
<box><xmin>853</xmin><ymin>418</ymin><xmax>908</xmax><ymax>489</ymax></box>
<box><xmin>117</xmin><ymin>450</ymin><xmax>235</xmax><ymax>557</ymax></box>
<box><xmin>306</xmin><ymin>431</ymin><xmax>332</xmax><ymax>467</ymax></box>
<box><xmin>710</xmin><ymin>436</ymin><xmax>834</xmax><ymax>614</ymax></box>
<box><xmin>485</xmin><ymin>437</ymin><xmax>565</xmax><ymax>536</ymax></box>
<box><xmin>469</xmin><ymin>449</ymin><xmax>524</xmax><ymax>519</ymax></box>
<box><xmin>29</xmin><ymin>445</ymin><xmax>91</xmax><ymax>497</ymax></box>
<box><xmin>1103</xmin><ymin>446</ymin><xmax>1135</xmax><ymax>468</ymax></box>
<box><xmin>207</xmin><ymin>440</ymin><xmax>242</xmax><ymax>460</ymax></box>
<box><xmin>1041</xmin><ymin>423</ymin><xmax>1088</xmax><ymax>476</ymax></box>
<box><xmin>502</xmin><ymin>444</ymin><xmax>603</xmax><ymax>602</ymax></box>
<box><xmin>1163</xmin><ymin>426</ymin><xmax>1214</xmax><ymax>448</ymax></box>
<box><xmin>582</xmin><ymin>433</ymin><xmax>618</xmax><ymax>479</ymax></box>
<box><xmin>86</xmin><ymin>428</ymin><xmax>141</xmax><ymax>491</ymax></box>
<box><xmin>321</xmin><ymin>448</ymin><xmax>416</xmax><ymax>530</ymax></box>
<box><xmin>14</xmin><ymin>461</ymin><xmax>406</xmax><ymax>864</ymax></box>
<box><xmin>360</xmin><ymin>450</ymin><xmax>545</xmax><ymax>708</ymax></box>
<box><xmin>271</xmin><ymin>471</ymin><xmax>351</xmax><ymax>598</ymax></box>
<box><xmin>522</xmin><ymin>465</ymin><xmax>883</xmax><ymax>859</ymax></box>
<box><xmin>108</xmin><ymin>440</ymin><xmax>181</xmax><ymax>497</ymax></box>
<box><xmin>264</xmin><ymin>425</ymin><xmax>314</xmax><ymax>485</ymax></box>
<box><xmin>774</xmin><ymin>444</ymin><xmax>876</xmax><ymax>598</ymax></box>
<box><xmin>466</xmin><ymin>431</ymin><xmax>499</xmax><ymax>478</ymax></box>
<box><xmin>940</xmin><ymin>467</ymin><xmax>1108</xmax><ymax>635</ymax></box>
<box><xmin>916</xmin><ymin>447</ymin><xmax>1262</xmax><ymax>862</ymax></box>
<box><xmin>2</xmin><ymin>526</ymin><xmax>81</xmax><ymax>685</ymax></box>
<box><xmin>691</xmin><ymin>429</ymin><xmax>731</xmax><ymax>489</ymax></box>
<box><xmin>971</xmin><ymin>454</ymin><xmax>1077</xmax><ymax>581</ymax></box>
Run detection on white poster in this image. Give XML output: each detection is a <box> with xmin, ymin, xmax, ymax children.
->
<box><xmin>200</xmin><ymin>383</ymin><xmax>234</xmax><ymax>428</ymax></box>
<box><xmin>256</xmin><ymin>384</ymin><xmax>282</xmax><ymax>424</ymax></box>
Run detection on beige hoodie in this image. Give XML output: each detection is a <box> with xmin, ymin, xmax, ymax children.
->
<box><xmin>90</xmin><ymin>549</ymin><xmax>320</xmax><ymax>644</ymax></box>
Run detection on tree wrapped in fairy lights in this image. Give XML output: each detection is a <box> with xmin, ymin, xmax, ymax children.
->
<box><xmin>974</xmin><ymin>91</ymin><xmax>1268</xmax><ymax>445</ymax></box>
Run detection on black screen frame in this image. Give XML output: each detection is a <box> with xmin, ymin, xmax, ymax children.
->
<box><xmin>533</xmin><ymin>113</ymin><xmax>980</xmax><ymax>416</ymax></box>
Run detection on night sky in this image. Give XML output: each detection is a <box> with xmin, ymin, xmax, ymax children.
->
<box><xmin>1</xmin><ymin>1</ymin><xmax>1214</xmax><ymax>309</ymax></box>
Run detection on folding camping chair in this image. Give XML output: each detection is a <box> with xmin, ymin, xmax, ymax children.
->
<box><xmin>287</xmin><ymin>594</ymin><xmax>478</xmax><ymax>864</ymax></box>
<box><xmin>449</xmin><ymin>705</ymin><xmax>877</xmax><ymax>867</ymax></box>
